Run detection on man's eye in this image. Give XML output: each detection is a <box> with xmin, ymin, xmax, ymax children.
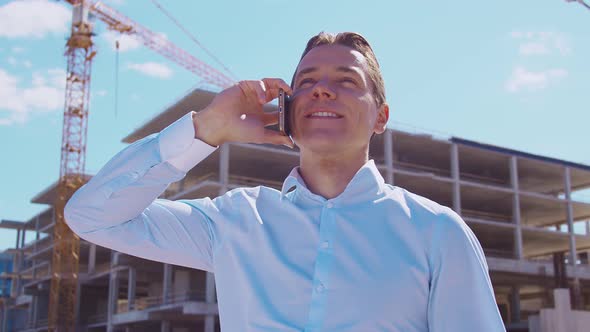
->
<box><xmin>298</xmin><ymin>78</ymin><xmax>315</xmax><ymax>87</ymax></box>
<box><xmin>339</xmin><ymin>78</ymin><xmax>357</xmax><ymax>85</ymax></box>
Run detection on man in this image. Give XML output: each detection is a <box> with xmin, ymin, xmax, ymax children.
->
<box><xmin>65</xmin><ymin>32</ymin><xmax>506</xmax><ymax>331</ymax></box>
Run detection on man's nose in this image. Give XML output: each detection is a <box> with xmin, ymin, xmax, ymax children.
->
<box><xmin>312</xmin><ymin>80</ymin><xmax>335</xmax><ymax>99</ymax></box>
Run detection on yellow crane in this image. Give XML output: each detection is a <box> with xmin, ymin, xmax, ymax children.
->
<box><xmin>50</xmin><ymin>1</ymin><xmax>234</xmax><ymax>330</ymax></box>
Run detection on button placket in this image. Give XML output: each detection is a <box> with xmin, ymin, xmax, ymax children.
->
<box><xmin>305</xmin><ymin>202</ymin><xmax>336</xmax><ymax>330</ymax></box>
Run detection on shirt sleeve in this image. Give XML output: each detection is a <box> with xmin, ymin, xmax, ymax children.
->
<box><xmin>427</xmin><ymin>209</ymin><xmax>506</xmax><ymax>332</ymax></box>
<box><xmin>64</xmin><ymin>111</ymin><xmax>220</xmax><ymax>272</ymax></box>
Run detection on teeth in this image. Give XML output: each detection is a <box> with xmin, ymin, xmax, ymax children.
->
<box><xmin>310</xmin><ymin>112</ymin><xmax>338</xmax><ymax>118</ymax></box>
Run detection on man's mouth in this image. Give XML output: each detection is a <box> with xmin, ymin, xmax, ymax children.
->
<box><xmin>305</xmin><ymin>111</ymin><xmax>343</xmax><ymax>119</ymax></box>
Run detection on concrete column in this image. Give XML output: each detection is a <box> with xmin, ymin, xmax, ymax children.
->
<box><xmin>219</xmin><ymin>144</ymin><xmax>230</xmax><ymax>192</ymax></box>
<box><xmin>384</xmin><ymin>130</ymin><xmax>394</xmax><ymax>185</ymax></box>
<box><xmin>564</xmin><ymin>167</ymin><xmax>577</xmax><ymax>265</ymax></box>
<box><xmin>31</xmin><ymin>294</ymin><xmax>38</xmax><ymax>328</ymax></box>
<box><xmin>74</xmin><ymin>281</ymin><xmax>81</xmax><ymax>329</ymax></box>
<box><xmin>161</xmin><ymin>320</ymin><xmax>171</xmax><ymax>332</ymax></box>
<box><xmin>13</xmin><ymin>233</ymin><xmax>22</xmax><ymax>296</ymax></box>
<box><xmin>107</xmin><ymin>270</ymin><xmax>119</xmax><ymax>332</ymax></box>
<box><xmin>450</xmin><ymin>144</ymin><xmax>461</xmax><ymax>214</ymax></box>
<box><xmin>18</xmin><ymin>227</ymin><xmax>24</xmax><ymax>295</ymax></box>
<box><xmin>107</xmin><ymin>251</ymin><xmax>120</xmax><ymax>332</ymax></box>
<box><xmin>128</xmin><ymin>267</ymin><xmax>136</xmax><ymax>311</ymax></box>
<box><xmin>510</xmin><ymin>156</ymin><xmax>523</xmax><ymax>260</ymax></box>
<box><xmin>204</xmin><ymin>272</ymin><xmax>216</xmax><ymax>332</ymax></box>
<box><xmin>33</xmin><ymin>216</ymin><xmax>40</xmax><ymax>279</ymax></box>
<box><xmin>564</xmin><ymin>167</ymin><xmax>581</xmax><ymax>309</ymax></box>
<box><xmin>35</xmin><ymin>215</ymin><xmax>40</xmax><ymax>241</ymax></box>
<box><xmin>27</xmin><ymin>295</ymin><xmax>36</xmax><ymax>327</ymax></box>
<box><xmin>88</xmin><ymin>244</ymin><xmax>96</xmax><ymax>274</ymax></box>
<box><xmin>510</xmin><ymin>285</ymin><xmax>521</xmax><ymax>323</ymax></box>
<box><xmin>15</xmin><ymin>228</ymin><xmax>20</xmax><ymax>249</ymax></box>
<box><xmin>586</xmin><ymin>221</ymin><xmax>590</xmax><ymax>235</ymax></box>
<box><xmin>2</xmin><ymin>304</ymin><xmax>8</xmax><ymax>332</ymax></box>
<box><xmin>163</xmin><ymin>264</ymin><xmax>172</xmax><ymax>304</ymax></box>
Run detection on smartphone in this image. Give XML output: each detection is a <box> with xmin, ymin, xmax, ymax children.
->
<box><xmin>278</xmin><ymin>88</ymin><xmax>291</xmax><ymax>136</ymax></box>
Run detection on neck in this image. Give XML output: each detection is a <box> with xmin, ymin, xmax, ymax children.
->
<box><xmin>298</xmin><ymin>147</ymin><xmax>369</xmax><ymax>199</ymax></box>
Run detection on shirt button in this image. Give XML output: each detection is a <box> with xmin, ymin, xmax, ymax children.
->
<box><xmin>316</xmin><ymin>283</ymin><xmax>325</xmax><ymax>293</ymax></box>
<box><xmin>326</xmin><ymin>202</ymin><xmax>334</xmax><ymax>208</ymax></box>
<box><xmin>320</xmin><ymin>241</ymin><xmax>330</xmax><ymax>249</ymax></box>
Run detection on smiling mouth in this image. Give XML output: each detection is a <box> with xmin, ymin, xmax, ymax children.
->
<box><xmin>306</xmin><ymin>111</ymin><xmax>343</xmax><ymax>119</ymax></box>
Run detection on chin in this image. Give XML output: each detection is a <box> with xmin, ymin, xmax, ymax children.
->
<box><xmin>295</xmin><ymin>133</ymin><xmax>348</xmax><ymax>153</ymax></box>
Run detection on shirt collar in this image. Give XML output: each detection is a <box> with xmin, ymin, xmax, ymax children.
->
<box><xmin>280</xmin><ymin>159</ymin><xmax>386</xmax><ymax>204</ymax></box>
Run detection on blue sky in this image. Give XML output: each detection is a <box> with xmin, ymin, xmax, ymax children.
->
<box><xmin>0</xmin><ymin>0</ymin><xmax>589</xmax><ymax>250</ymax></box>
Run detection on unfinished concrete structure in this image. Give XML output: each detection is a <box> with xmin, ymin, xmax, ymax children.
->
<box><xmin>1</xmin><ymin>88</ymin><xmax>590</xmax><ymax>331</ymax></box>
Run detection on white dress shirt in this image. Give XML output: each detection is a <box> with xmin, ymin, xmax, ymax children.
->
<box><xmin>65</xmin><ymin>111</ymin><xmax>506</xmax><ymax>332</ymax></box>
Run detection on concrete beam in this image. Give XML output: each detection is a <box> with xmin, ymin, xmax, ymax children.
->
<box><xmin>183</xmin><ymin>302</ymin><xmax>219</xmax><ymax>315</ymax></box>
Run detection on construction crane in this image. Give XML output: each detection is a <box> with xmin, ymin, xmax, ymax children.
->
<box><xmin>49</xmin><ymin>1</ymin><xmax>234</xmax><ymax>330</ymax></box>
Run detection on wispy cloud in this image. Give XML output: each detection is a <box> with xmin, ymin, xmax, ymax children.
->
<box><xmin>0</xmin><ymin>0</ymin><xmax>70</xmax><ymax>39</ymax></box>
<box><xmin>101</xmin><ymin>30</ymin><xmax>142</xmax><ymax>52</ymax></box>
<box><xmin>505</xmin><ymin>66</ymin><xmax>567</xmax><ymax>93</ymax></box>
<box><xmin>11</xmin><ymin>46</ymin><xmax>25</xmax><ymax>54</ymax></box>
<box><xmin>0</xmin><ymin>68</ymin><xmax>66</xmax><ymax>126</ymax></box>
<box><xmin>510</xmin><ymin>30</ymin><xmax>571</xmax><ymax>56</ymax></box>
<box><xmin>5</xmin><ymin>56</ymin><xmax>32</xmax><ymax>68</ymax></box>
<box><xmin>126</xmin><ymin>62</ymin><xmax>173</xmax><ymax>79</ymax></box>
<box><xmin>95</xmin><ymin>90</ymin><xmax>108</xmax><ymax>97</ymax></box>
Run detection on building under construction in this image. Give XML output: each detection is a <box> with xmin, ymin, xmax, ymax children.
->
<box><xmin>1</xmin><ymin>88</ymin><xmax>590</xmax><ymax>331</ymax></box>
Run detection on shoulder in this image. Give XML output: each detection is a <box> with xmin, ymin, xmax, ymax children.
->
<box><xmin>213</xmin><ymin>185</ymin><xmax>280</xmax><ymax>207</ymax></box>
<box><xmin>384</xmin><ymin>184</ymin><xmax>458</xmax><ymax>224</ymax></box>
<box><xmin>384</xmin><ymin>185</ymin><xmax>477</xmax><ymax>249</ymax></box>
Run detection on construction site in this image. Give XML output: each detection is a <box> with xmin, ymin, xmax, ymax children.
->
<box><xmin>1</xmin><ymin>0</ymin><xmax>590</xmax><ymax>331</ymax></box>
<box><xmin>0</xmin><ymin>86</ymin><xmax>589</xmax><ymax>331</ymax></box>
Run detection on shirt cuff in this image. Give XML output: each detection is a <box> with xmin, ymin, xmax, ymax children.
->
<box><xmin>158</xmin><ymin>111</ymin><xmax>218</xmax><ymax>172</ymax></box>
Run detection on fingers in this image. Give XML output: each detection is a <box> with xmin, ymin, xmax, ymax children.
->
<box><xmin>237</xmin><ymin>80</ymin><xmax>266</xmax><ymax>105</ymax></box>
<box><xmin>261</xmin><ymin>78</ymin><xmax>292</xmax><ymax>103</ymax></box>
<box><xmin>237</xmin><ymin>78</ymin><xmax>292</xmax><ymax>105</ymax></box>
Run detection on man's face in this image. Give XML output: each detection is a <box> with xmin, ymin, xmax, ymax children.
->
<box><xmin>290</xmin><ymin>44</ymin><xmax>389</xmax><ymax>154</ymax></box>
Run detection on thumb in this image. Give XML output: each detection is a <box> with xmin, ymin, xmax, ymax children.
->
<box><xmin>261</xmin><ymin>129</ymin><xmax>294</xmax><ymax>148</ymax></box>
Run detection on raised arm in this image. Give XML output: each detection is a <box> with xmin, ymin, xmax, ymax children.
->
<box><xmin>65</xmin><ymin>78</ymin><xmax>293</xmax><ymax>271</ymax></box>
<box><xmin>64</xmin><ymin>111</ymin><xmax>220</xmax><ymax>270</ymax></box>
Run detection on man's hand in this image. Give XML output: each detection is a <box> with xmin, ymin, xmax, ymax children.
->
<box><xmin>193</xmin><ymin>78</ymin><xmax>294</xmax><ymax>148</ymax></box>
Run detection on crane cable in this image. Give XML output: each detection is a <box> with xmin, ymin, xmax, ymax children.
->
<box><xmin>114</xmin><ymin>40</ymin><xmax>120</xmax><ymax>118</ymax></box>
<box><xmin>149</xmin><ymin>0</ymin><xmax>238</xmax><ymax>81</ymax></box>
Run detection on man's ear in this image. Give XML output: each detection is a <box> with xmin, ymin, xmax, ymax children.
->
<box><xmin>373</xmin><ymin>103</ymin><xmax>389</xmax><ymax>134</ymax></box>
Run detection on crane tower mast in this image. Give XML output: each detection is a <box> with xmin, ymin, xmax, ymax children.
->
<box><xmin>49</xmin><ymin>1</ymin><xmax>234</xmax><ymax>330</ymax></box>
